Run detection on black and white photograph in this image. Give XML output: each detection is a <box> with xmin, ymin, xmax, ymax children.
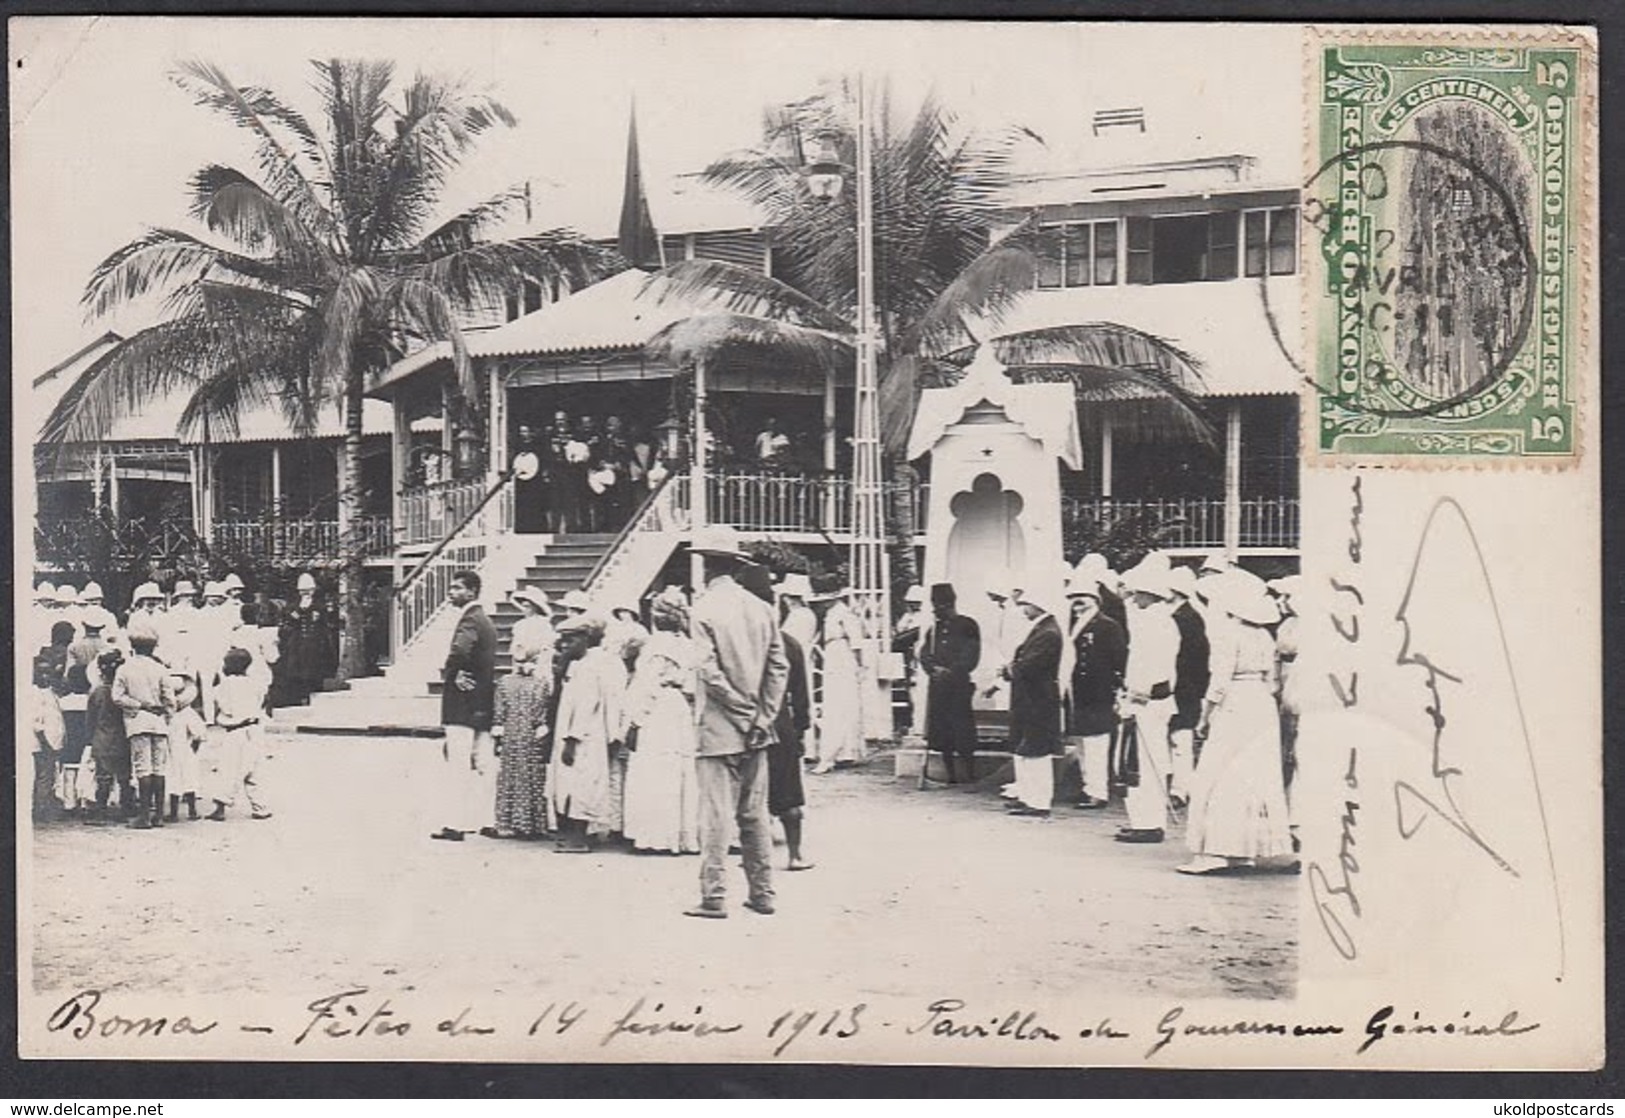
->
<box><xmin>12</xmin><ymin>17</ymin><xmax>1603</xmax><ymax>1069</ymax></box>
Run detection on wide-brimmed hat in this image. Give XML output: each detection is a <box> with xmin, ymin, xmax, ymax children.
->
<box><xmin>1198</xmin><ymin>552</ymin><xmax>1230</xmax><ymax>576</ymax></box>
<box><xmin>510</xmin><ymin>587</ymin><xmax>550</xmax><ymax>613</ymax></box>
<box><xmin>609</xmin><ymin>603</ymin><xmax>642</xmax><ymax>623</ymax></box>
<box><xmin>777</xmin><ymin>573</ymin><xmax>814</xmax><ymax>600</ymax></box>
<box><xmin>811</xmin><ymin>585</ymin><xmax>852</xmax><ymax>603</ymax></box>
<box><xmin>1122</xmin><ymin>553</ymin><xmax>1173</xmax><ymax>600</ymax></box>
<box><xmin>1064</xmin><ymin>573</ymin><xmax>1102</xmax><ymax>600</ymax></box>
<box><xmin>557</xmin><ymin>614</ymin><xmax>606</xmax><ymax>639</ymax></box>
<box><xmin>131</xmin><ymin>581</ymin><xmax>163</xmax><ymax>605</ymax></box>
<box><xmin>1269</xmin><ymin>575</ymin><xmax>1303</xmax><ymax>601</ymax></box>
<box><xmin>691</xmin><ymin>524</ymin><xmax>749</xmax><ymax>559</ymax></box>
<box><xmin>1165</xmin><ymin>566</ymin><xmax>1198</xmax><ymax>600</ymax></box>
<box><xmin>903</xmin><ymin>585</ymin><xmax>927</xmax><ymax>605</ymax></box>
<box><xmin>1206</xmin><ymin>569</ymin><xmax>1281</xmax><ymax>626</ymax></box>
<box><xmin>80</xmin><ymin>607</ymin><xmax>115</xmax><ymax>632</ymax></box>
<box><xmin>557</xmin><ymin>589</ymin><xmax>592</xmax><ymax>614</ymax></box>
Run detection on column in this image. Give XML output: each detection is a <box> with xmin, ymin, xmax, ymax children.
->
<box><xmin>392</xmin><ymin>396</ymin><xmax>411</xmax><ymax>542</ymax></box>
<box><xmin>1223</xmin><ymin>401</ymin><xmax>1243</xmax><ymax>562</ymax></box>
<box><xmin>108</xmin><ymin>454</ymin><xmax>121</xmax><ymax>522</ymax></box>
<box><xmin>1099</xmin><ymin>412</ymin><xmax>1114</xmax><ymax>499</ymax></box>
<box><xmin>690</xmin><ymin>357</ymin><xmax>709</xmax><ymax>590</ymax></box>
<box><xmin>271</xmin><ymin>444</ymin><xmax>284</xmax><ymax>562</ymax></box>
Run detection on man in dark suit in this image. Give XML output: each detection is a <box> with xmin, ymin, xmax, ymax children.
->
<box><xmin>1005</xmin><ymin>596</ymin><xmax>1064</xmax><ymax>817</ymax></box>
<box><xmin>918</xmin><ymin>583</ymin><xmax>981</xmax><ymax>785</ymax></box>
<box><xmin>433</xmin><ymin>569</ymin><xmax>499</xmax><ymax>842</ymax></box>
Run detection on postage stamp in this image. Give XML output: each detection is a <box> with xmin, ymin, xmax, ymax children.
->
<box><xmin>1307</xmin><ymin>31</ymin><xmax>1592</xmax><ymax>461</ymax></box>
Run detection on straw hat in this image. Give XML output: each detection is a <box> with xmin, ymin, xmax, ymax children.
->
<box><xmin>510</xmin><ymin>587</ymin><xmax>550</xmax><ymax>614</ymax></box>
<box><xmin>691</xmin><ymin>524</ymin><xmax>749</xmax><ymax>559</ymax></box>
<box><xmin>903</xmin><ymin>585</ymin><xmax>927</xmax><ymax>605</ymax></box>
<box><xmin>777</xmin><ymin>573</ymin><xmax>814</xmax><ymax>600</ymax></box>
<box><xmin>1205</xmin><ymin>569</ymin><xmax>1282</xmax><ymax>626</ymax></box>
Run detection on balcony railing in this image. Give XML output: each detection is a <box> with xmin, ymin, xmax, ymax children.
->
<box><xmin>211</xmin><ymin>515</ymin><xmax>393</xmax><ymax>562</ymax></box>
<box><xmin>1061</xmin><ymin>495</ymin><xmax>1299</xmax><ymax>551</ymax></box>
<box><xmin>399</xmin><ymin>478</ymin><xmax>500</xmax><ymax>547</ymax></box>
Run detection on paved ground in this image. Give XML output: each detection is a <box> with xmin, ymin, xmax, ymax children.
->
<box><xmin>27</xmin><ymin>736</ymin><xmax>1296</xmax><ymax>1008</ymax></box>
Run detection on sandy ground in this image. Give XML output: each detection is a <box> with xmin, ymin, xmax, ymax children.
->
<box><xmin>27</xmin><ymin>736</ymin><xmax>1296</xmax><ymax>1009</ymax></box>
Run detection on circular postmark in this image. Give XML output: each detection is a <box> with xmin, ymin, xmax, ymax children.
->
<box><xmin>1257</xmin><ymin>129</ymin><xmax>1537</xmax><ymax>422</ymax></box>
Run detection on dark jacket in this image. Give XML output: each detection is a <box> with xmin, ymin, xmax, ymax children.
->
<box><xmin>919</xmin><ymin>611</ymin><xmax>981</xmax><ymax>756</ymax></box>
<box><xmin>1007</xmin><ymin>613</ymin><xmax>1064</xmax><ymax>758</ymax></box>
<box><xmin>1170</xmin><ymin>601</ymin><xmax>1211</xmax><ymax>730</ymax></box>
<box><xmin>775</xmin><ymin>632</ymin><xmax>812</xmax><ymax>754</ymax></box>
<box><xmin>441</xmin><ymin>604</ymin><xmax>499</xmax><ymax>731</ymax></box>
<box><xmin>1067</xmin><ymin>612</ymin><xmax>1127</xmax><ymax>737</ymax></box>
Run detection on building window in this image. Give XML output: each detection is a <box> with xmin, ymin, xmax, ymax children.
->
<box><xmin>1035</xmin><ymin>220</ymin><xmax>1121</xmax><ymax>289</ymax></box>
<box><xmin>1125</xmin><ymin>212</ymin><xmax>1240</xmax><ymax>285</ymax></box>
<box><xmin>1244</xmin><ymin>206</ymin><xmax>1299</xmax><ymax>277</ymax></box>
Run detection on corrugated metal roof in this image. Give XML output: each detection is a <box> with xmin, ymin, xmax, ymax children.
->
<box><xmin>985</xmin><ymin>276</ymin><xmax>1304</xmax><ymax>397</ymax></box>
<box><xmin>467</xmin><ymin>268</ymin><xmax>689</xmax><ymax>360</ymax></box>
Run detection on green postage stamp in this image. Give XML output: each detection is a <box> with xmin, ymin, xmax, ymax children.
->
<box><xmin>1309</xmin><ymin>31</ymin><xmax>1593</xmax><ymax>461</ymax></box>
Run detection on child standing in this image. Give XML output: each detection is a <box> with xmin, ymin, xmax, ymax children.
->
<box><xmin>85</xmin><ymin>649</ymin><xmax>134</xmax><ymax>823</ymax></box>
<box><xmin>112</xmin><ymin>620</ymin><xmax>176</xmax><ymax>829</ymax></box>
<box><xmin>164</xmin><ymin>672</ymin><xmax>207</xmax><ymax>822</ymax></box>
<box><xmin>205</xmin><ymin>647</ymin><xmax>272</xmax><ymax>822</ymax></box>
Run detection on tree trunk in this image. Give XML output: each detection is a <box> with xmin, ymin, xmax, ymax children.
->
<box><xmin>338</xmin><ymin>370</ymin><xmax>369</xmax><ymax>682</ymax></box>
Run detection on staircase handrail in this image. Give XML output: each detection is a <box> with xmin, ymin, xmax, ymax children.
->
<box><xmin>396</xmin><ymin>470</ymin><xmax>515</xmax><ymax>600</ymax></box>
<box><xmin>582</xmin><ymin>471</ymin><xmax>684</xmax><ymax>594</ymax></box>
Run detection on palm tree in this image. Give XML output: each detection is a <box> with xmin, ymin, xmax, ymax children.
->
<box><xmin>42</xmin><ymin>59</ymin><xmax>621</xmax><ymax>678</ymax></box>
<box><xmin>641</xmin><ymin>78</ymin><xmax>1212</xmax><ymax>456</ymax></box>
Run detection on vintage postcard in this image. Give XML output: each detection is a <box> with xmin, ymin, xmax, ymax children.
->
<box><xmin>11</xmin><ymin>18</ymin><xmax>1601</xmax><ymax>1070</ymax></box>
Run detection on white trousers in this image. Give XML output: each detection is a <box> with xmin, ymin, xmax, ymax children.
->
<box><xmin>209</xmin><ymin>725</ymin><xmax>268</xmax><ymax>815</ymax></box>
<box><xmin>1124</xmin><ymin>698</ymin><xmax>1175</xmax><ymax>831</ymax></box>
<box><xmin>442</xmin><ymin>725</ymin><xmax>496</xmax><ymax>831</ymax></box>
<box><xmin>1168</xmin><ymin>726</ymin><xmax>1197</xmax><ymax>799</ymax></box>
<box><xmin>1012</xmin><ymin>754</ymin><xmax>1053</xmax><ymax>810</ymax></box>
<box><xmin>1067</xmin><ymin>734</ymin><xmax>1112</xmax><ymax>802</ymax></box>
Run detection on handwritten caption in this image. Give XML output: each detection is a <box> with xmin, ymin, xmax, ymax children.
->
<box><xmin>44</xmin><ymin>988</ymin><xmax>1539</xmax><ymax>1060</ymax></box>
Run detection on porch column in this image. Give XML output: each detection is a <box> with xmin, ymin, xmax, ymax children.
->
<box><xmin>392</xmin><ymin>396</ymin><xmax>411</xmax><ymax>542</ymax></box>
<box><xmin>92</xmin><ymin>445</ymin><xmax>106</xmax><ymax>513</ymax></box>
<box><xmin>271</xmin><ymin>444</ymin><xmax>283</xmax><ymax>511</ymax></box>
<box><xmin>487</xmin><ymin>363</ymin><xmax>505</xmax><ymax>484</ymax></box>
<box><xmin>823</xmin><ymin>364</ymin><xmax>837</xmax><ymax>471</ymax></box>
<box><xmin>1099</xmin><ymin>412</ymin><xmax>1114</xmax><ymax>498</ymax></box>
<box><xmin>1223</xmin><ymin>401</ymin><xmax>1243</xmax><ymax>561</ymax></box>
<box><xmin>186</xmin><ymin>447</ymin><xmax>199</xmax><ymax>533</ymax></box>
<box><xmin>108</xmin><ymin>454</ymin><xmax>121</xmax><ymax>522</ymax></box>
<box><xmin>199</xmin><ymin>449</ymin><xmax>215</xmax><ymax>541</ymax></box>
<box><xmin>690</xmin><ymin>357</ymin><xmax>709</xmax><ymax>590</ymax></box>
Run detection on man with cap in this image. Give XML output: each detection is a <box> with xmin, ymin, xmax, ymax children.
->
<box><xmin>917</xmin><ymin>583</ymin><xmax>981</xmax><ymax>785</ymax></box>
<box><xmin>432</xmin><ymin>569</ymin><xmax>499</xmax><ymax>842</ymax></box>
<box><xmin>1117</xmin><ymin>553</ymin><xmax>1181</xmax><ymax>843</ymax></box>
<box><xmin>1062</xmin><ymin>575</ymin><xmax>1127</xmax><ymax>811</ymax></box>
<box><xmin>1004</xmin><ymin>590</ymin><xmax>1065</xmax><ymax>817</ymax></box>
<box><xmin>686</xmin><ymin>525</ymin><xmax>789</xmax><ymax>918</ymax></box>
<box><xmin>279</xmin><ymin>573</ymin><xmax>332</xmax><ymax>707</ymax></box>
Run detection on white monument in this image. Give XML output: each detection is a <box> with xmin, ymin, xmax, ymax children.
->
<box><xmin>906</xmin><ymin>345</ymin><xmax>1082</xmax><ymax>707</ymax></box>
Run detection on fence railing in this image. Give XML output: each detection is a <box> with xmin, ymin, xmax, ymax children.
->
<box><xmin>393</xmin><ymin>542</ymin><xmax>489</xmax><ymax>657</ymax></box>
<box><xmin>1061</xmin><ymin>495</ymin><xmax>1299</xmax><ymax>550</ymax></box>
<box><xmin>704</xmin><ymin>472</ymin><xmax>853</xmax><ymax>535</ymax></box>
<box><xmin>211</xmin><ymin>515</ymin><xmax>392</xmax><ymax>562</ymax></box>
<box><xmin>399</xmin><ymin>478</ymin><xmax>493</xmax><ymax>547</ymax></box>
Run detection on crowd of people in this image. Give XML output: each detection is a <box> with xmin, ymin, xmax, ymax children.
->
<box><xmin>509</xmin><ymin>411</ymin><xmax>671</xmax><ymax>535</ymax></box>
<box><xmin>26</xmin><ymin>573</ymin><xmax>341</xmax><ymax>828</ymax></box>
<box><xmin>892</xmin><ymin>550</ymin><xmax>1301</xmax><ymax>877</ymax></box>
<box><xmin>424</xmin><ymin>526</ymin><xmax>856</xmax><ymax>917</ymax></box>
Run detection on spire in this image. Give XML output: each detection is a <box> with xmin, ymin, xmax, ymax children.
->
<box><xmin>617</xmin><ymin>99</ymin><xmax>663</xmax><ymax>269</ymax></box>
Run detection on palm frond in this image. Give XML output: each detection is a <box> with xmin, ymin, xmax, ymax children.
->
<box><xmin>646</xmin><ymin>312</ymin><xmax>852</xmax><ymax>369</ymax></box>
<box><xmin>991</xmin><ymin>322</ymin><xmax>1207</xmax><ymax>391</ymax></box>
<box><xmin>908</xmin><ymin>217</ymin><xmax>1050</xmax><ymax>357</ymax></box>
<box><xmin>81</xmin><ymin>227</ymin><xmax>245</xmax><ymax>320</ymax></box>
<box><xmin>414</xmin><ymin>231</ymin><xmax>622</xmax><ymax>316</ymax></box>
<box><xmin>417</xmin><ymin>183</ymin><xmax>532</xmax><ymax>257</ymax></box>
<box><xmin>313</xmin><ymin>267</ymin><xmax>383</xmax><ymax>393</ymax></box>
<box><xmin>387</xmin><ymin>276</ymin><xmax>472</xmax><ymax>401</ymax></box>
<box><xmin>641</xmin><ymin>260</ymin><xmax>851</xmax><ymax>332</ymax></box>
<box><xmin>187</xmin><ymin>165</ymin><xmax>328</xmax><ymax>271</ymax></box>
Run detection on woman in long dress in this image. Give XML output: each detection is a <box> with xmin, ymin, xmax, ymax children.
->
<box><xmin>1179</xmin><ymin>569</ymin><xmax>1296</xmax><ymax>875</ymax></box>
<box><xmin>490</xmin><ymin>643</ymin><xmax>554</xmax><ymax>839</ymax></box>
<box><xmin>547</xmin><ymin>615</ymin><xmax>626</xmax><ymax>853</ymax></box>
<box><xmin>620</xmin><ymin>589</ymin><xmax>700</xmax><ymax>854</ymax></box>
<box><xmin>508</xmin><ymin>589</ymin><xmax>556</xmax><ymax>668</ymax></box>
<box><xmin>812</xmin><ymin>587</ymin><xmax>866</xmax><ymax>774</ymax></box>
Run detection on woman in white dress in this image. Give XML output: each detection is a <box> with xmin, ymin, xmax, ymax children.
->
<box><xmin>548</xmin><ymin>615</ymin><xmax>626</xmax><ymax>853</ymax></box>
<box><xmin>1179</xmin><ymin>569</ymin><xmax>1295</xmax><ymax>875</ymax></box>
<box><xmin>621</xmin><ymin>588</ymin><xmax>700</xmax><ymax>854</ymax></box>
<box><xmin>812</xmin><ymin>587</ymin><xmax>866</xmax><ymax>774</ymax></box>
<box><xmin>508</xmin><ymin>588</ymin><xmax>556</xmax><ymax>669</ymax></box>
